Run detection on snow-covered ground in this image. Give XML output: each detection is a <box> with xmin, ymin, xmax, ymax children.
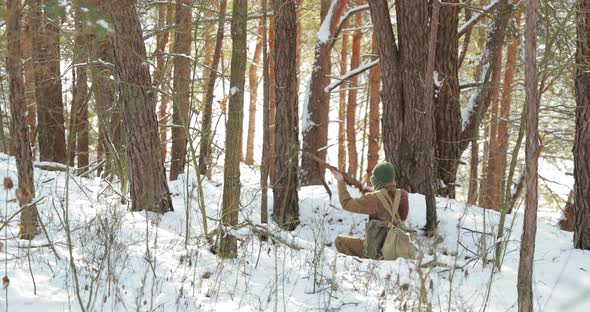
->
<box><xmin>0</xmin><ymin>153</ymin><xmax>587</xmax><ymax>311</ymax></box>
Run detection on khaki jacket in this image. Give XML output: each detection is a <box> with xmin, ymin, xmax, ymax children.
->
<box><xmin>337</xmin><ymin>181</ymin><xmax>409</xmax><ymax>222</ymax></box>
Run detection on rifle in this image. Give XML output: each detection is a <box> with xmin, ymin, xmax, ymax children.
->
<box><xmin>303</xmin><ymin>152</ymin><xmax>364</xmax><ymax>192</ymax></box>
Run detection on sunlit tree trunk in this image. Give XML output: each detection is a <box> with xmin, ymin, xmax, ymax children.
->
<box><xmin>245</xmin><ymin>23</ymin><xmax>264</xmax><ymax>165</ymax></box>
<box><xmin>517</xmin><ymin>0</ymin><xmax>539</xmax><ymax>309</ymax></box>
<box><xmin>199</xmin><ymin>0</ymin><xmax>227</xmax><ymax>176</ymax></box>
<box><xmin>575</xmin><ymin>0</ymin><xmax>590</xmax><ymax>250</ymax></box>
<box><xmin>71</xmin><ymin>0</ymin><xmax>90</xmax><ymax>174</ymax></box>
<box><xmin>272</xmin><ymin>0</ymin><xmax>300</xmax><ymax>230</ymax></box>
<box><xmin>22</xmin><ymin>2</ymin><xmax>37</xmax><ymax>156</ymax></box>
<box><xmin>7</xmin><ymin>0</ymin><xmax>39</xmax><ymax>240</ymax></box>
<box><xmin>300</xmin><ymin>0</ymin><xmax>348</xmax><ymax>185</ymax></box>
<box><xmin>154</xmin><ymin>3</ymin><xmax>172</xmax><ymax>162</ymax></box>
<box><xmin>220</xmin><ymin>0</ymin><xmax>247</xmax><ymax>258</ymax></box>
<box><xmin>107</xmin><ymin>0</ymin><xmax>173</xmax><ymax>213</ymax></box>
<box><xmin>346</xmin><ymin>7</ymin><xmax>362</xmax><ymax>178</ymax></box>
<box><xmin>31</xmin><ymin>0</ymin><xmax>67</xmax><ymax>164</ymax></box>
<box><xmin>170</xmin><ymin>0</ymin><xmax>192</xmax><ymax>180</ymax></box>
<box><xmin>338</xmin><ymin>23</ymin><xmax>349</xmax><ymax>171</ymax></box>
<box><xmin>366</xmin><ymin>33</ymin><xmax>380</xmax><ymax>185</ymax></box>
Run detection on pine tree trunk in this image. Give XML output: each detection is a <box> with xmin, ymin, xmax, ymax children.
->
<box><xmin>481</xmin><ymin>49</ymin><xmax>504</xmax><ymax>210</ymax></box>
<box><xmin>338</xmin><ymin>24</ymin><xmax>349</xmax><ymax>171</ymax></box>
<box><xmin>31</xmin><ymin>0</ymin><xmax>67</xmax><ymax>164</ymax></box>
<box><xmin>346</xmin><ymin>8</ymin><xmax>362</xmax><ymax>178</ymax></box>
<box><xmin>245</xmin><ymin>23</ymin><xmax>264</xmax><ymax>166</ymax></box>
<box><xmin>272</xmin><ymin>0</ymin><xmax>300</xmax><ymax>230</ymax></box>
<box><xmin>22</xmin><ymin>3</ymin><xmax>37</xmax><ymax>157</ymax></box>
<box><xmin>575</xmin><ymin>0</ymin><xmax>590</xmax><ymax>250</ymax></box>
<box><xmin>261</xmin><ymin>0</ymin><xmax>271</xmax><ymax>226</ymax></box>
<box><xmin>459</xmin><ymin>1</ymin><xmax>514</xmax><ymax>153</ymax></box>
<box><xmin>300</xmin><ymin>0</ymin><xmax>348</xmax><ymax>185</ymax></box>
<box><xmin>170</xmin><ymin>0</ymin><xmax>192</xmax><ymax>181</ymax></box>
<box><xmin>71</xmin><ymin>1</ymin><xmax>90</xmax><ymax>174</ymax></box>
<box><xmin>219</xmin><ymin>0</ymin><xmax>247</xmax><ymax>258</ymax></box>
<box><xmin>268</xmin><ymin>3</ymin><xmax>277</xmax><ymax>183</ymax></box>
<box><xmin>199</xmin><ymin>0</ymin><xmax>227</xmax><ymax>176</ymax></box>
<box><xmin>366</xmin><ymin>33</ymin><xmax>380</xmax><ymax>184</ymax></box>
<box><xmin>107</xmin><ymin>0</ymin><xmax>173</xmax><ymax>213</ymax></box>
<box><xmin>517</xmin><ymin>0</ymin><xmax>539</xmax><ymax>309</ymax></box>
<box><xmin>89</xmin><ymin>0</ymin><xmax>124</xmax><ymax>179</ymax></box>
<box><xmin>154</xmin><ymin>3</ymin><xmax>172</xmax><ymax>162</ymax></box>
<box><xmin>434</xmin><ymin>0</ymin><xmax>460</xmax><ymax>198</ymax></box>
<box><xmin>497</xmin><ymin>12</ymin><xmax>521</xmax><ymax>207</ymax></box>
<box><xmin>7</xmin><ymin>0</ymin><xmax>39</xmax><ymax>240</ymax></box>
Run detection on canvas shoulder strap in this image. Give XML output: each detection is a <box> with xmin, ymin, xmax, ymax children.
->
<box><xmin>374</xmin><ymin>189</ymin><xmax>402</xmax><ymax>225</ymax></box>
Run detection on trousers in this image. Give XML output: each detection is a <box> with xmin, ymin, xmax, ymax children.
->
<box><xmin>335</xmin><ymin>235</ymin><xmax>366</xmax><ymax>258</ymax></box>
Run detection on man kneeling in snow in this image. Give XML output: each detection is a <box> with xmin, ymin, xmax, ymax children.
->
<box><xmin>331</xmin><ymin>162</ymin><xmax>415</xmax><ymax>260</ymax></box>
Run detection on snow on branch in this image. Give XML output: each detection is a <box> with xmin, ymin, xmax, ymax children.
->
<box><xmin>331</xmin><ymin>4</ymin><xmax>370</xmax><ymax>48</ymax></box>
<box><xmin>325</xmin><ymin>59</ymin><xmax>379</xmax><ymax>93</ymax></box>
<box><xmin>458</xmin><ymin>0</ymin><xmax>500</xmax><ymax>37</ymax></box>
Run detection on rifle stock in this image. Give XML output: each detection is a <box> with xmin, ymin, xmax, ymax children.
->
<box><xmin>303</xmin><ymin>152</ymin><xmax>364</xmax><ymax>191</ymax></box>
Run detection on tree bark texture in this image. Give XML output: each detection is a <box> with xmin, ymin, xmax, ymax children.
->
<box><xmin>272</xmin><ymin>0</ymin><xmax>300</xmax><ymax>230</ymax></box>
<box><xmin>154</xmin><ymin>3</ymin><xmax>172</xmax><ymax>162</ymax></box>
<box><xmin>346</xmin><ymin>6</ymin><xmax>361</xmax><ymax>178</ymax></box>
<box><xmin>338</xmin><ymin>23</ymin><xmax>349</xmax><ymax>171</ymax></box>
<box><xmin>517</xmin><ymin>0</ymin><xmax>539</xmax><ymax>310</ymax></box>
<box><xmin>199</xmin><ymin>0</ymin><xmax>227</xmax><ymax>176</ymax></box>
<box><xmin>300</xmin><ymin>0</ymin><xmax>348</xmax><ymax>185</ymax></box>
<box><xmin>31</xmin><ymin>0</ymin><xmax>67</xmax><ymax>164</ymax></box>
<box><xmin>575</xmin><ymin>0</ymin><xmax>590</xmax><ymax>250</ymax></box>
<box><xmin>7</xmin><ymin>0</ymin><xmax>39</xmax><ymax>240</ymax></box>
<box><xmin>170</xmin><ymin>0</ymin><xmax>192</xmax><ymax>181</ymax></box>
<box><xmin>220</xmin><ymin>0</ymin><xmax>247</xmax><ymax>258</ymax></box>
<box><xmin>71</xmin><ymin>0</ymin><xmax>90</xmax><ymax>173</ymax></box>
<box><xmin>366</xmin><ymin>33</ymin><xmax>380</xmax><ymax>185</ymax></box>
<box><xmin>22</xmin><ymin>3</ymin><xmax>37</xmax><ymax>156</ymax></box>
<box><xmin>434</xmin><ymin>0</ymin><xmax>460</xmax><ymax>198</ymax></box>
<box><xmin>245</xmin><ymin>23</ymin><xmax>264</xmax><ymax>166</ymax></box>
<box><xmin>107</xmin><ymin>0</ymin><xmax>173</xmax><ymax>213</ymax></box>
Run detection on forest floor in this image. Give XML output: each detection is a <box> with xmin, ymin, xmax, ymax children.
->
<box><xmin>0</xmin><ymin>153</ymin><xmax>587</xmax><ymax>311</ymax></box>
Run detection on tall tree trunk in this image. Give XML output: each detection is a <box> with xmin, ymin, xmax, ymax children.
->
<box><xmin>459</xmin><ymin>1</ymin><xmax>514</xmax><ymax>153</ymax></box>
<box><xmin>107</xmin><ymin>0</ymin><xmax>173</xmax><ymax>213</ymax></box>
<box><xmin>272</xmin><ymin>0</ymin><xmax>300</xmax><ymax>230</ymax></box>
<box><xmin>575</xmin><ymin>0</ymin><xmax>590</xmax><ymax>250</ymax></box>
<box><xmin>7</xmin><ymin>0</ymin><xmax>39</xmax><ymax>240</ymax></box>
<box><xmin>170</xmin><ymin>0</ymin><xmax>192</xmax><ymax>181</ymax></box>
<box><xmin>219</xmin><ymin>0</ymin><xmax>247</xmax><ymax>258</ymax></box>
<box><xmin>300</xmin><ymin>0</ymin><xmax>348</xmax><ymax>185</ymax></box>
<box><xmin>517</xmin><ymin>0</ymin><xmax>539</xmax><ymax>309</ymax></box>
<box><xmin>366</xmin><ymin>33</ymin><xmax>380</xmax><ymax>184</ymax></box>
<box><xmin>346</xmin><ymin>7</ymin><xmax>362</xmax><ymax>178</ymax></box>
<box><xmin>338</xmin><ymin>23</ymin><xmax>349</xmax><ymax>171</ymax></box>
<box><xmin>261</xmin><ymin>0</ymin><xmax>271</xmax><ymax>226</ymax></box>
<box><xmin>22</xmin><ymin>3</ymin><xmax>37</xmax><ymax>156</ymax></box>
<box><xmin>269</xmin><ymin>3</ymin><xmax>277</xmax><ymax>183</ymax></box>
<box><xmin>422</xmin><ymin>0</ymin><xmax>440</xmax><ymax>232</ymax></box>
<box><xmin>154</xmin><ymin>3</ymin><xmax>172</xmax><ymax>162</ymax></box>
<box><xmin>368</xmin><ymin>0</ymin><xmax>438</xmax><ymax>232</ymax></box>
<box><xmin>245</xmin><ymin>23</ymin><xmax>264</xmax><ymax>165</ymax></box>
<box><xmin>497</xmin><ymin>12</ymin><xmax>521</xmax><ymax>208</ymax></box>
<box><xmin>434</xmin><ymin>0</ymin><xmax>460</xmax><ymax>198</ymax></box>
<box><xmin>481</xmin><ymin>48</ymin><xmax>504</xmax><ymax>210</ymax></box>
<box><xmin>199</xmin><ymin>0</ymin><xmax>227</xmax><ymax>176</ymax></box>
<box><xmin>89</xmin><ymin>0</ymin><xmax>125</xmax><ymax>181</ymax></box>
<box><xmin>71</xmin><ymin>0</ymin><xmax>90</xmax><ymax>174</ymax></box>
<box><xmin>31</xmin><ymin>0</ymin><xmax>67</xmax><ymax>164</ymax></box>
